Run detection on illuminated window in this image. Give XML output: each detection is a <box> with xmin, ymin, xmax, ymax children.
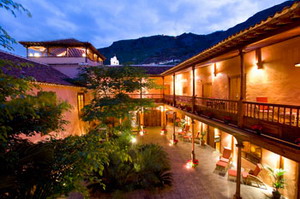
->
<box><xmin>242</xmin><ymin>142</ymin><xmax>262</xmax><ymax>164</ymax></box>
<box><xmin>77</xmin><ymin>93</ymin><xmax>85</xmax><ymax>114</ymax></box>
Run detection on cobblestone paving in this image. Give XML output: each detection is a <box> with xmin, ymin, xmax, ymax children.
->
<box><xmin>86</xmin><ymin>126</ymin><xmax>272</xmax><ymax>199</ymax></box>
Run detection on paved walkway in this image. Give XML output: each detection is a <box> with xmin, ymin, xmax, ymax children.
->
<box><xmin>89</xmin><ymin>126</ymin><xmax>272</xmax><ymax>199</ymax></box>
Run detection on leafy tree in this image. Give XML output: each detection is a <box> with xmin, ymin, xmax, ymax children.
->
<box><xmin>77</xmin><ymin>65</ymin><xmax>157</xmax><ymax>135</ymax></box>
<box><xmin>0</xmin><ymin>0</ymin><xmax>31</xmax><ymax>50</ymax></box>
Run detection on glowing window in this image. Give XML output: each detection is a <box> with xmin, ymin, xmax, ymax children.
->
<box><xmin>77</xmin><ymin>93</ymin><xmax>85</xmax><ymax>114</ymax></box>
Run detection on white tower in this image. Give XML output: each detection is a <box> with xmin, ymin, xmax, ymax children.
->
<box><xmin>110</xmin><ymin>55</ymin><xmax>119</xmax><ymax>65</ymax></box>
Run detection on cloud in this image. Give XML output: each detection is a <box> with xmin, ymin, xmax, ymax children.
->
<box><xmin>0</xmin><ymin>0</ymin><xmax>288</xmax><ymax>55</ymax></box>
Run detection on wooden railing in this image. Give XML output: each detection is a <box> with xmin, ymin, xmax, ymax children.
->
<box><xmin>163</xmin><ymin>95</ymin><xmax>300</xmax><ymax>144</ymax></box>
<box><xmin>164</xmin><ymin>94</ymin><xmax>173</xmax><ymax>104</ymax></box>
<box><xmin>175</xmin><ymin>95</ymin><xmax>193</xmax><ymax>105</ymax></box>
<box><xmin>195</xmin><ymin>97</ymin><xmax>238</xmax><ymax>114</ymax></box>
<box><xmin>244</xmin><ymin>101</ymin><xmax>300</xmax><ymax>128</ymax></box>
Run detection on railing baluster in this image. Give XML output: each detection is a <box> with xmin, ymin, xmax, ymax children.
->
<box><xmin>289</xmin><ymin>108</ymin><xmax>292</xmax><ymax>126</ymax></box>
<box><xmin>283</xmin><ymin>107</ymin><xmax>286</xmax><ymax>124</ymax></box>
<box><xmin>297</xmin><ymin>108</ymin><xmax>299</xmax><ymax>127</ymax></box>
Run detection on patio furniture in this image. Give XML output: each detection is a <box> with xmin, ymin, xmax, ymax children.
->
<box><xmin>216</xmin><ymin>160</ymin><xmax>228</xmax><ymax>173</ymax></box>
<box><xmin>219</xmin><ymin>147</ymin><xmax>232</xmax><ymax>163</ymax></box>
<box><xmin>178</xmin><ymin>125</ymin><xmax>190</xmax><ymax>136</ymax></box>
<box><xmin>227</xmin><ymin>169</ymin><xmax>248</xmax><ymax>182</ymax></box>
<box><xmin>243</xmin><ymin>164</ymin><xmax>267</xmax><ymax>189</ymax></box>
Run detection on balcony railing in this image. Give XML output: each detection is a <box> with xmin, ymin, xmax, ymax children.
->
<box><xmin>163</xmin><ymin>95</ymin><xmax>300</xmax><ymax>144</ymax></box>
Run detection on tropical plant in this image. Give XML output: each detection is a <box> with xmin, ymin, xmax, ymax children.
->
<box><xmin>88</xmin><ymin>143</ymin><xmax>172</xmax><ymax>193</ymax></box>
<box><xmin>267</xmin><ymin>167</ymin><xmax>285</xmax><ymax>199</ymax></box>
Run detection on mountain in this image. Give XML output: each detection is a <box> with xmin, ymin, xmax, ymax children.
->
<box><xmin>98</xmin><ymin>1</ymin><xmax>295</xmax><ymax>65</ymax></box>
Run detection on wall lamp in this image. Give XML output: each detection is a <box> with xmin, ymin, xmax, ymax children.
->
<box><xmin>214</xmin><ymin>63</ymin><xmax>217</xmax><ymax>76</ymax></box>
<box><xmin>256</xmin><ymin>48</ymin><xmax>263</xmax><ymax>69</ymax></box>
<box><xmin>295</xmin><ymin>63</ymin><xmax>300</xmax><ymax>67</ymax></box>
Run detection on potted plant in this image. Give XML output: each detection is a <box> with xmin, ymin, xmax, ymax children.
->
<box><xmin>201</xmin><ymin>131</ymin><xmax>206</xmax><ymax>146</ymax></box>
<box><xmin>251</xmin><ymin>124</ymin><xmax>263</xmax><ymax>135</ymax></box>
<box><xmin>223</xmin><ymin>116</ymin><xmax>232</xmax><ymax>124</ymax></box>
<box><xmin>267</xmin><ymin>167</ymin><xmax>285</xmax><ymax>199</ymax></box>
<box><xmin>206</xmin><ymin>112</ymin><xmax>213</xmax><ymax>119</ymax></box>
<box><xmin>186</xmin><ymin>159</ymin><xmax>199</xmax><ymax>168</ymax></box>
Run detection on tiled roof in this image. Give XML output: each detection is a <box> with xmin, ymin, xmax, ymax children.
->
<box><xmin>162</xmin><ymin>1</ymin><xmax>300</xmax><ymax>75</ymax></box>
<box><xmin>0</xmin><ymin>50</ymin><xmax>75</xmax><ymax>86</ymax></box>
<box><xmin>133</xmin><ymin>66</ymin><xmax>173</xmax><ymax>75</ymax></box>
<box><xmin>107</xmin><ymin>65</ymin><xmax>173</xmax><ymax>75</ymax></box>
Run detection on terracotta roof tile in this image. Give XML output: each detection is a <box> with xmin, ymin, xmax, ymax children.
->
<box><xmin>0</xmin><ymin>50</ymin><xmax>75</xmax><ymax>86</ymax></box>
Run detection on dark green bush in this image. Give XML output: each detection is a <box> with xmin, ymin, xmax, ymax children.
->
<box><xmin>89</xmin><ymin>143</ymin><xmax>172</xmax><ymax>193</ymax></box>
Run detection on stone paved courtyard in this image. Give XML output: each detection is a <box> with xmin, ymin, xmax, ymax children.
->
<box><xmin>88</xmin><ymin>126</ymin><xmax>272</xmax><ymax>199</ymax></box>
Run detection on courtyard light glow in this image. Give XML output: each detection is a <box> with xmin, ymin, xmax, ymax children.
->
<box><xmin>131</xmin><ymin>136</ymin><xmax>137</xmax><ymax>143</ymax></box>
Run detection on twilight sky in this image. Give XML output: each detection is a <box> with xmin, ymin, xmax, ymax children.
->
<box><xmin>0</xmin><ymin>0</ymin><xmax>287</xmax><ymax>55</ymax></box>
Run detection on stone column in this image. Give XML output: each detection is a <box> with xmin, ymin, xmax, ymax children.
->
<box><xmin>234</xmin><ymin>140</ymin><xmax>244</xmax><ymax>199</ymax></box>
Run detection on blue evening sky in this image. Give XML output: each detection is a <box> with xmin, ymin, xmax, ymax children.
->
<box><xmin>0</xmin><ymin>0</ymin><xmax>287</xmax><ymax>56</ymax></box>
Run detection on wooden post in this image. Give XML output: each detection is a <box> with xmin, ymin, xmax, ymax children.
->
<box><xmin>173</xmin><ymin>73</ymin><xmax>176</xmax><ymax>106</ymax></box>
<box><xmin>26</xmin><ymin>47</ymin><xmax>29</xmax><ymax>58</ymax></box>
<box><xmin>85</xmin><ymin>46</ymin><xmax>88</xmax><ymax>63</ymax></box>
<box><xmin>191</xmin><ymin>119</ymin><xmax>195</xmax><ymax>161</ymax></box>
<box><xmin>297</xmin><ymin>163</ymin><xmax>300</xmax><ymax>199</ymax></box>
<box><xmin>162</xmin><ymin>76</ymin><xmax>165</xmax><ymax>102</ymax></box>
<box><xmin>237</xmin><ymin>49</ymin><xmax>245</xmax><ymax>128</ymax></box>
<box><xmin>192</xmin><ymin>66</ymin><xmax>196</xmax><ymax>113</ymax></box>
<box><xmin>173</xmin><ymin>112</ymin><xmax>176</xmax><ymax>141</ymax></box>
<box><xmin>234</xmin><ymin>140</ymin><xmax>244</xmax><ymax>199</ymax></box>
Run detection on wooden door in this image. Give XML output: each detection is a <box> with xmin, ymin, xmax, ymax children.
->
<box><xmin>229</xmin><ymin>76</ymin><xmax>241</xmax><ymax>100</ymax></box>
<box><xmin>144</xmin><ymin>109</ymin><xmax>161</xmax><ymax>126</ymax></box>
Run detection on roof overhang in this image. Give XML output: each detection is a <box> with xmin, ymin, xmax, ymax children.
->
<box><xmin>161</xmin><ymin>1</ymin><xmax>300</xmax><ymax>76</ymax></box>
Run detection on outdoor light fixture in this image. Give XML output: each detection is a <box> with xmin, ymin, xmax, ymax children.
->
<box><xmin>214</xmin><ymin>63</ymin><xmax>217</xmax><ymax>76</ymax></box>
<box><xmin>82</xmin><ymin>53</ymin><xmax>86</xmax><ymax>57</ymax></box>
<box><xmin>131</xmin><ymin>136</ymin><xmax>137</xmax><ymax>143</ymax></box>
<box><xmin>256</xmin><ymin>48</ymin><xmax>263</xmax><ymax>69</ymax></box>
<box><xmin>34</xmin><ymin>53</ymin><xmax>40</xmax><ymax>57</ymax></box>
<box><xmin>295</xmin><ymin>63</ymin><xmax>300</xmax><ymax>67</ymax></box>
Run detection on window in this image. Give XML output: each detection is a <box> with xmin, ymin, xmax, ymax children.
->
<box><xmin>77</xmin><ymin>93</ymin><xmax>85</xmax><ymax>114</ymax></box>
<box><xmin>242</xmin><ymin>142</ymin><xmax>262</xmax><ymax>164</ymax></box>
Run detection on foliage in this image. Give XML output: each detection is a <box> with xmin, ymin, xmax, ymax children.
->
<box><xmin>0</xmin><ymin>0</ymin><xmax>31</xmax><ymax>50</ymax></box>
<box><xmin>89</xmin><ymin>143</ymin><xmax>172</xmax><ymax>193</ymax></box>
<box><xmin>0</xmin><ymin>132</ymin><xmax>110</xmax><ymax>199</ymax></box>
<box><xmin>76</xmin><ymin>65</ymin><xmax>157</xmax><ymax>131</ymax></box>
<box><xmin>267</xmin><ymin>167</ymin><xmax>285</xmax><ymax>192</ymax></box>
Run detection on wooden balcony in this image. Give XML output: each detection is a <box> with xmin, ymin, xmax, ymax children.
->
<box><xmin>163</xmin><ymin>94</ymin><xmax>300</xmax><ymax>145</ymax></box>
<box><xmin>128</xmin><ymin>94</ymin><xmax>164</xmax><ymax>103</ymax></box>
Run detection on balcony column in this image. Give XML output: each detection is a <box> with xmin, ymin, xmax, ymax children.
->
<box><xmin>233</xmin><ymin>139</ymin><xmax>244</xmax><ymax>199</ymax></box>
<box><xmin>162</xmin><ymin>105</ymin><xmax>166</xmax><ymax>128</ymax></box>
<box><xmin>173</xmin><ymin>73</ymin><xmax>176</xmax><ymax>106</ymax></box>
<box><xmin>172</xmin><ymin>112</ymin><xmax>177</xmax><ymax>141</ymax></box>
<box><xmin>192</xmin><ymin>66</ymin><xmax>196</xmax><ymax>113</ymax></box>
<box><xmin>26</xmin><ymin>46</ymin><xmax>29</xmax><ymax>58</ymax></box>
<box><xmin>162</xmin><ymin>76</ymin><xmax>165</xmax><ymax>102</ymax></box>
<box><xmin>297</xmin><ymin>163</ymin><xmax>300</xmax><ymax>199</ymax></box>
<box><xmin>237</xmin><ymin>49</ymin><xmax>245</xmax><ymax>128</ymax></box>
<box><xmin>191</xmin><ymin>119</ymin><xmax>195</xmax><ymax>161</ymax></box>
<box><xmin>85</xmin><ymin>46</ymin><xmax>88</xmax><ymax>63</ymax></box>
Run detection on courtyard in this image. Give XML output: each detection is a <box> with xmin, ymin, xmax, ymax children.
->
<box><xmin>89</xmin><ymin>126</ymin><xmax>272</xmax><ymax>199</ymax></box>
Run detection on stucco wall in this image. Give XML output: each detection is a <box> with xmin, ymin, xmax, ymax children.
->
<box><xmin>28</xmin><ymin>84</ymin><xmax>86</xmax><ymax>142</ymax></box>
<box><xmin>245</xmin><ymin>37</ymin><xmax>300</xmax><ymax>105</ymax></box>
